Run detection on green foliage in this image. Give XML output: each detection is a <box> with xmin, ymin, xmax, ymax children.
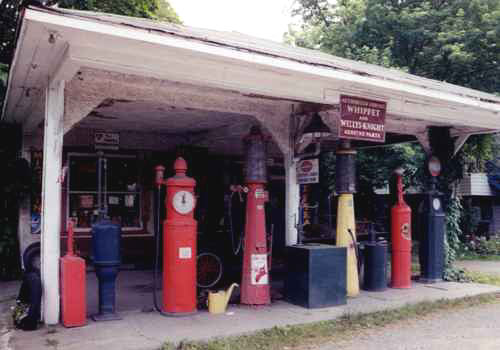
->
<box><xmin>0</xmin><ymin>123</ymin><xmax>25</xmax><ymax>280</ymax></box>
<box><xmin>461</xmin><ymin>134</ymin><xmax>495</xmax><ymax>173</ymax></box>
<box><xmin>58</xmin><ymin>0</ymin><xmax>181</xmax><ymax>23</ymax></box>
<box><xmin>357</xmin><ymin>143</ymin><xmax>426</xmax><ymax>195</ymax></box>
<box><xmin>460</xmin><ymin>236</ymin><xmax>500</xmax><ymax>258</ymax></box>
<box><xmin>0</xmin><ymin>0</ymin><xmax>181</xmax><ymax>107</ymax></box>
<box><xmin>461</xmin><ymin>199</ymin><xmax>481</xmax><ymax>236</ymax></box>
<box><xmin>0</xmin><ymin>63</ymin><xmax>8</xmax><ymax>112</ymax></box>
<box><xmin>289</xmin><ymin>0</ymin><xmax>500</xmax><ymax>94</ymax></box>
<box><xmin>443</xmin><ymin>195</ymin><xmax>465</xmax><ymax>281</ymax></box>
<box><xmin>0</xmin><ymin>0</ymin><xmax>23</xmax><ymax>66</ymax></box>
<box><xmin>425</xmin><ymin>127</ymin><xmax>467</xmax><ymax>280</ymax></box>
<box><xmin>464</xmin><ymin>270</ymin><xmax>500</xmax><ymax>286</ymax></box>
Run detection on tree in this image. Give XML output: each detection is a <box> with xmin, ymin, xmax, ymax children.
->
<box><xmin>289</xmin><ymin>0</ymin><xmax>500</xmax><ymax>94</ymax></box>
<box><xmin>289</xmin><ymin>0</ymin><xmax>499</xmax><ymax>277</ymax></box>
<box><xmin>0</xmin><ymin>0</ymin><xmax>181</xmax><ymax>66</ymax></box>
<box><xmin>57</xmin><ymin>0</ymin><xmax>181</xmax><ymax>23</ymax></box>
<box><xmin>288</xmin><ymin>0</ymin><xmax>499</xmax><ymax>190</ymax></box>
<box><xmin>0</xmin><ymin>0</ymin><xmax>181</xmax><ymax>111</ymax></box>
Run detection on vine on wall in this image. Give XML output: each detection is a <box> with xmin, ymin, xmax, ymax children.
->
<box><xmin>427</xmin><ymin>127</ymin><xmax>467</xmax><ymax>280</ymax></box>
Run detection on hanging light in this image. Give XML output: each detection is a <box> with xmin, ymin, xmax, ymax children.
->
<box><xmin>302</xmin><ymin>113</ymin><xmax>332</xmax><ymax>140</ymax></box>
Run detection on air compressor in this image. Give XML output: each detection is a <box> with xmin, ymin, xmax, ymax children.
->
<box><xmin>154</xmin><ymin>157</ymin><xmax>197</xmax><ymax>315</ymax></box>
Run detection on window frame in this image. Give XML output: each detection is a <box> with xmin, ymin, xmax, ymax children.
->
<box><xmin>66</xmin><ymin>152</ymin><xmax>143</xmax><ymax>232</ymax></box>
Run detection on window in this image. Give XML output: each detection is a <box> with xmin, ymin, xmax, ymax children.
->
<box><xmin>67</xmin><ymin>153</ymin><xmax>142</xmax><ymax>230</ymax></box>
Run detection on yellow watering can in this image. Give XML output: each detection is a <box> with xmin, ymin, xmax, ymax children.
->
<box><xmin>207</xmin><ymin>283</ymin><xmax>239</xmax><ymax>314</ymax></box>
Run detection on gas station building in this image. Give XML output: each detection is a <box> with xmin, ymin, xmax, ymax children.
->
<box><xmin>2</xmin><ymin>5</ymin><xmax>500</xmax><ymax>325</ymax></box>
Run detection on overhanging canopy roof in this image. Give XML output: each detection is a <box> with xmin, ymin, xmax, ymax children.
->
<box><xmin>2</xmin><ymin>5</ymin><xmax>500</xmax><ymax>141</ymax></box>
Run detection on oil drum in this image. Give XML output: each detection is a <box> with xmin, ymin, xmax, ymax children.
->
<box><xmin>363</xmin><ymin>242</ymin><xmax>388</xmax><ymax>291</ymax></box>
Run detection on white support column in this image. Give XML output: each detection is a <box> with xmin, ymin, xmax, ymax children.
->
<box><xmin>285</xmin><ymin>154</ymin><xmax>300</xmax><ymax>245</ymax></box>
<box><xmin>285</xmin><ymin>114</ymin><xmax>300</xmax><ymax>245</ymax></box>
<box><xmin>41</xmin><ymin>80</ymin><xmax>65</xmax><ymax>325</ymax></box>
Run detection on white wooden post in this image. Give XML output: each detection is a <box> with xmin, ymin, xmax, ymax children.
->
<box><xmin>41</xmin><ymin>81</ymin><xmax>64</xmax><ymax>325</ymax></box>
<box><xmin>285</xmin><ymin>114</ymin><xmax>300</xmax><ymax>245</ymax></box>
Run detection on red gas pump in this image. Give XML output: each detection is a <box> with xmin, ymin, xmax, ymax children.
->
<box><xmin>155</xmin><ymin>158</ymin><xmax>197</xmax><ymax>315</ymax></box>
<box><xmin>241</xmin><ymin>126</ymin><xmax>271</xmax><ymax>305</ymax></box>
<box><xmin>391</xmin><ymin>168</ymin><xmax>412</xmax><ymax>288</ymax></box>
<box><xmin>60</xmin><ymin>221</ymin><xmax>86</xmax><ymax>327</ymax></box>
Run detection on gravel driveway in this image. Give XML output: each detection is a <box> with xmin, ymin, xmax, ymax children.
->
<box><xmin>315</xmin><ymin>299</ymin><xmax>500</xmax><ymax>350</ymax></box>
<box><xmin>455</xmin><ymin>260</ymin><xmax>500</xmax><ymax>275</ymax></box>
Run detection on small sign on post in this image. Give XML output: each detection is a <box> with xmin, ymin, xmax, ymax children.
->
<box><xmin>339</xmin><ymin>95</ymin><xmax>386</xmax><ymax>143</ymax></box>
<box><xmin>297</xmin><ymin>159</ymin><xmax>319</xmax><ymax>184</ymax></box>
<box><xmin>94</xmin><ymin>132</ymin><xmax>120</xmax><ymax>150</ymax></box>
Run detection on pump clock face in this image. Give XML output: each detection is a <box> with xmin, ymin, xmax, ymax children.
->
<box><xmin>433</xmin><ymin>198</ymin><xmax>441</xmax><ymax>211</ymax></box>
<box><xmin>172</xmin><ymin>190</ymin><xmax>195</xmax><ymax>214</ymax></box>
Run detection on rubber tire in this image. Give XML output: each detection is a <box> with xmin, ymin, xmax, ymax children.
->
<box><xmin>22</xmin><ymin>243</ymin><xmax>41</xmax><ymax>273</ymax></box>
<box><xmin>197</xmin><ymin>252</ymin><xmax>223</xmax><ymax>289</ymax></box>
<box><xmin>15</xmin><ymin>271</ymin><xmax>42</xmax><ymax>331</ymax></box>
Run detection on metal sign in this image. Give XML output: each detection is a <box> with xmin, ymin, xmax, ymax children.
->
<box><xmin>339</xmin><ymin>95</ymin><xmax>386</xmax><ymax>143</ymax></box>
<box><xmin>428</xmin><ymin>156</ymin><xmax>442</xmax><ymax>177</ymax></box>
<box><xmin>297</xmin><ymin>159</ymin><xmax>319</xmax><ymax>184</ymax></box>
<box><xmin>94</xmin><ymin>132</ymin><xmax>120</xmax><ymax>150</ymax></box>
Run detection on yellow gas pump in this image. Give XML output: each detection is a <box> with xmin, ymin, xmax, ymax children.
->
<box><xmin>335</xmin><ymin>146</ymin><xmax>359</xmax><ymax>297</ymax></box>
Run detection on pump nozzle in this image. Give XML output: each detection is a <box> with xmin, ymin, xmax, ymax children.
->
<box><xmin>155</xmin><ymin>165</ymin><xmax>165</xmax><ymax>188</ymax></box>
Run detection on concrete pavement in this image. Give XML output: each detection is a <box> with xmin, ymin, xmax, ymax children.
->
<box><xmin>1</xmin><ymin>280</ymin><xmax>21</xmax><ymax>350</ymax></box>
<box><xmin>6</xmin><ymin>270</ymin><xmax>500</xmax><ymax>350</ymax></box>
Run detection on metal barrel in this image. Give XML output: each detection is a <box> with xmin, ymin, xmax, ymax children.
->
<box><xmin>363</xmin><ymin>242</ymin><xmax>388</xmax><ymax>291</ymax></box>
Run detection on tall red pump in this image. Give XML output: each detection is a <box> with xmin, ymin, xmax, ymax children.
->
<box><xmin>155</xmin><ymin>158</ymin><xmax>197</xmax><ymax>315</ymax></box>
<box><xmin>391</xmin><ymin>169</ymin><xmax>412</xmax><ymax>288</ymax></box>
<box><xmin>241</xmin><ymin>126</ymin><xmax>271</xmax><ymax>305</ymax></box>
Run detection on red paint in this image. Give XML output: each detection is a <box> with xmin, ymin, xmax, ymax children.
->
<box><xmin>241</xmin><ymin>183</ymin><xmax>271</xmax><ymax>305</ymax></box>
<box><xmin>60</xmin><ymin>221</ymin><xmax>86</xmax><ymax>327</ymax></box>
<box><xmin>160</xmin><ymin>158</ymin><xmax>197</xmax><ymax>314</ymax></box>
<box><xmin>391</xmin><ymin>174</ymin><xmax>412</xmax><ymax>288</ymax></box>
<box><xmin>339</xmin><ymin>94</ymin><xmax>387</xmax><ymax>143</ymax></box>
<box><xmin>300</xmin><ymin>160</ymin><xmax>313</xmax><ymax>173</ymax></box>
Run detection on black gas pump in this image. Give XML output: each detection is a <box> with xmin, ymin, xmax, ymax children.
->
<box><xmin>419</xmin><ymin>156</ymin><xmax>445</xmax><ymax>283</ymax></box>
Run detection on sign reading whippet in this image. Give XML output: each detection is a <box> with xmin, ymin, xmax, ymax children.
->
<box><xmin>339</xmin><ymin>95</ymin><xmax>386</xmax><ymax>143</ymax></box>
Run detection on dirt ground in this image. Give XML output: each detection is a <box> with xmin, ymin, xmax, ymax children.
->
<box><xmin>315</xmin><ymin>298</ymin><xmax>500</xmax><ymax>350</ymax></box>
<box><xmin>456</xmin><ymin>260</ymin><xmax>500</xmax><ymax>275</ymax></box>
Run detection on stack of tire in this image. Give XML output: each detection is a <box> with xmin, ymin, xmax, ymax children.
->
<box><xmin>13</xmin><ymin>245</ymin><xmax>42</xmax><ymax>331</ymax></box>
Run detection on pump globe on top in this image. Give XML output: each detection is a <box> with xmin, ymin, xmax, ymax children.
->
<box><xmin>302</xmin><ymin>113</ymin><xmax>332</xmax><ymax>140</ymax></box>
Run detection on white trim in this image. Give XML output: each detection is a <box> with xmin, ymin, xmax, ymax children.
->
<box><xmin>49</xmin><ymin>43</ymin><xmax>81</xmax><ymax>85</ymax></box>
<box><xmin>23</xmin><ymin>9</ymin><xmax>500</xmax><ymax>116</ymax></box>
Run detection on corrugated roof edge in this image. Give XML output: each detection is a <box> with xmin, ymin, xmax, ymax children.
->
<box><xmin>24</xmin><ymin>5</ymin><xmax>500</xmax><ymax>106</ymax></box>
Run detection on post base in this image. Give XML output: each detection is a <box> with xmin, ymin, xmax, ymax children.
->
<box><xmin>419</xmin><ymin>277</ymin><xmax>443</xmax><ymax>284</ymax></box>
<box><xmin>91</xmin><ymin>313</ymin><xmax>122</xmax><ymax>322</ymax></box>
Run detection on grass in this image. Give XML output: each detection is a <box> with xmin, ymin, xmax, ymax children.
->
<box><xmin>160</xmin><ymin>293</ymin><xmax>500</xmax><ymax>350</ymax></box>
<box><xmin>458</xmin><ymin>254</ymin><xmax>500</xmax><ymax>262</ymax></box>
<box><xmin>465</xmin><ymin>270</ymin><xmax>500</xmax><ymax>287</ymax></box>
